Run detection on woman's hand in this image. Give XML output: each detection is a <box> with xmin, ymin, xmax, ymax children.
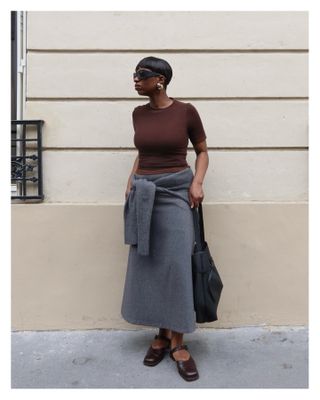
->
<box><xmin>125</xmin><ymin>183</ymin><xmax>133</xmax><ymax>200</ymax></box>
<box><xmin>189</xmin><ymin>180</ymin><xmax>204</xmax><ymax>208</ymax></box>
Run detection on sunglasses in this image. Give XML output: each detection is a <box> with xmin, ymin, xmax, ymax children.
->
<box><xmin>133</xmin><ymin>70</ymin><xmax>162</xmax><ymax>80</ymax></box>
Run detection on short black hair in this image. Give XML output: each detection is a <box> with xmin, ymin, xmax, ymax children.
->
<box><xmin>135</xmin><ymin>56</ymin><xmax>173</xmax><ymax>89</ymax></box>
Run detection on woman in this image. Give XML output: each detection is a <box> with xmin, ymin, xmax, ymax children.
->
<box><xmin>121</xmin><ymin>56</ymin><xmax>209</xmax><ymax>382</ymax></box>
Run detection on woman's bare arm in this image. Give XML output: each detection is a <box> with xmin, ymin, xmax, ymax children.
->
<box><xmin>128</xmin><ymin>154</ymin><xmax>139</xmax><ymax>183</ymax></box>
<box><xmin>125</xmin><ymin>154</ymin><xmax>139</xmax><ymax>197</ymax></box>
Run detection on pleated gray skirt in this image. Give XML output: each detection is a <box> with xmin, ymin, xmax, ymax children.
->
<box><xmin>121</xmin><ymin>166</ymin><xmax>197</xmax><ymax>333</ymax></box>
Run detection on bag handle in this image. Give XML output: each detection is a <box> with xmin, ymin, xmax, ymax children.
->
<box><xmin>192</xmin><ymin>203</ymin><xmax>205</xmax><ymax>251</ymax></box>
<box><xmin>198</xmin><ymin>202</ymin><xmax>205</xmax><ymax>242</ymax></box>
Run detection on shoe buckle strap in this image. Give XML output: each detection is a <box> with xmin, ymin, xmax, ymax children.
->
<box><xmin>170</xmin><ymin>343</ymin><xmax>188</xmax><ymax>355</ymax></box>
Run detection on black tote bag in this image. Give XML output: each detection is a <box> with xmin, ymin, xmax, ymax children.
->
<box><xmin>191</xmin><ymin>203</ymin><xmax>223</xmax><ymax>323</ymax></box>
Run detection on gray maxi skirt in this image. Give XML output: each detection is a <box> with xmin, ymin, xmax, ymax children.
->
<box><xmin>121</xmin><ymin>166</ymin><xmax>197</xmax><ymax>333</ymax></box>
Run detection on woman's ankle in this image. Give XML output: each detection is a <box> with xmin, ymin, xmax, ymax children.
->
<box><xmin>171</xmin><ymin>330</ymin><xmax>184</xmax><ymax>348</ymax></box>
<box><xmin>159</xmin><ymin>328</ymin><xmax>172</xmax><ymax>339</ymax></box>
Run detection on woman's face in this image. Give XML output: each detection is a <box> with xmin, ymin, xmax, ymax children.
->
<box><xmin>133</xmin><ymin>67</ymin><xmax>166</xmax><ymax>95</ymax></box>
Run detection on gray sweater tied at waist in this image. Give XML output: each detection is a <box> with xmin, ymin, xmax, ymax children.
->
<box><xmin>123</xmin><ymin>167</ymin><xmax>194</xmax><ymax>256</ymax></box>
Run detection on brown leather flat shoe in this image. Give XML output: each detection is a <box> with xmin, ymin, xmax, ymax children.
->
<box><xmin>169</xmin><ymin>344</ymin><xmax>199</xmax><ymax>381</ymax></box>
<box><xmin>143</xmin><ymin>334</ymin><xmax>171</xmax><ymax>366</ymax></box>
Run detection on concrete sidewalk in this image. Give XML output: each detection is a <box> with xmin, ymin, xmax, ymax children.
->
<box><xmin>11</xmin><ymin>326</ymin><xmax>308</xmax><ymax>388</ymax></box>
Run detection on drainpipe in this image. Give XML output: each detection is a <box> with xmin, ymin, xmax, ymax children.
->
<box><xmin>16</xmin><ymin>10</ymin><xmax>26</xmax><ymax>120</ymax></box>
<box><xmin>14</xmin><ymin>11</ymin><xmax>27</xmax><ymax>196</ymax></box>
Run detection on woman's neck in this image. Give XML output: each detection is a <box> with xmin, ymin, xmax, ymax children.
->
<box><xmin>148</xmin><ymin>93</ymin><xmax>173</xmax><ymax>109</ymax></box>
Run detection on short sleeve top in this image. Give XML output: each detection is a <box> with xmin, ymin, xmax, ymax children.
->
<box><xmin>132</xmin><ymin>98</ymin><xmax>207</xmax><ymax>174</ymax></box>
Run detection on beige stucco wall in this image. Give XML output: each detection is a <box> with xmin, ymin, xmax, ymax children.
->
<box><xmin>12</xmin><ymin>11</ymin><xmax>308</xmax><ymax>331</ymax></box>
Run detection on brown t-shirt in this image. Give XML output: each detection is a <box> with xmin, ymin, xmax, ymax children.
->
<box><xmin>133</xmin><ymin>97</ymin><xmax>207</xmax><ymax>174</ymax></box>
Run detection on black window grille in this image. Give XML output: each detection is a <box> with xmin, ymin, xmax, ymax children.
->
<box><xmin>11</xmin><ymin>120</ymin><xmax>44</xmax><ymax>201</ymax></box>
